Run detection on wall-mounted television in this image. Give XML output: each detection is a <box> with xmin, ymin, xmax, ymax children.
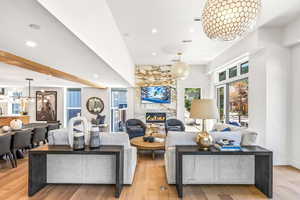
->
<box><xmin>141</xmin><ymin>86</ymin><xmax>171</xmax><ymax>104</ymax></box>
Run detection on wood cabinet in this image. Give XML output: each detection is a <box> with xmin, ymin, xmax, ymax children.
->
<box><xmin>0</xmin><ymin>115</ymin><xmax>30</xmax><ymax>126</ymax></box>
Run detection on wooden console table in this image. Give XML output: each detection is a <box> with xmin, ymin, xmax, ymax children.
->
<box><xmin>28</xmin><ymin>145</ymin><xmax>124</xmax><ymax>198</ymax></box>
<box><xmin>175</xmin><ymin>145</ymin><xmax>273</xmax><ymax>198</ymax></box>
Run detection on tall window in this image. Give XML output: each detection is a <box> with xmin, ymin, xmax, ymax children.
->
<box><xmin>229</xmin><ymin>66</ymin><xmax>238</xmax><ymax>78</ymax></box>
<box><xmin>228</xmin><ymin>79</ymin><xmax>248</xmax><ymax>126</ymax></box>
<box><xmin>111</xmin><ymin>89</ymin><xmax>127</xmax><ymax>132</ymax></box>
<box><xmin>216</xmin><ymin>60</ymin><xmax>249</xmax><ymax>127</ymax></box>
<box><xmin>240</xmin><ymin>61</ymin><xmax>249</xmax><ymax>75</ymax></box>
<box><xmin>66</xmin><ymin>88</ymin><xmax>81</xmax><ymax>121</ymax></box>
<box><xmin>12</xmin><ymin>103</ymin><xmax>21</xmax><ymax>114</ymax></box>
<box><xmin>219</xmin><ymin>71</ymin><xmax>226</xmax><ymax>82</ymax></box>
<box><xmin>11</xmin><ymin>91</ymin><xmax>22</xmax><ymax>114</ymax></box>
<box><xmin>216</xmin><ymin>86</ymin><xmax>226</xmax><ymax>122</ymax></box>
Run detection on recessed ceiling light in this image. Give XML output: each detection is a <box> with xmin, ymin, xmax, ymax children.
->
<box><xmin>28</xmin><ymin>24</ymin><xmax>41</xmax><ymax>30</ymax></box>
<box><xmin>152</xmin><ymin>52</ymin><xmax>157</xmax><ymax>56</ymax></box>
<box><xmin>25</xmin><ymin>40</ymin><xmax>37</xmax><ymax>47</ymax></box>
<box><xmin>182</xmin><ymin>40</ymin><xmax>193</xmax><ymax>43</ymax></box>
<box><xmin>151</xmin><ymin>28</ymin><xmax>158</xmax><ymax>34</ymax></box>
<box><xmin>93</xmin><ymin>73</ymin><xmax>99</xmax><ymax>78</ymax></box>
<box><xmin>189</xmin><ymin>28</ymin><xmax>195</xmax><ymax>33</ymax></box>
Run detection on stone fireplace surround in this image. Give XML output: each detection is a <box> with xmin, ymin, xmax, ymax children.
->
<box><xmin>134</xmin><ymin>65</ymin><xmax>177</xmax><ymax>123</ymax></box>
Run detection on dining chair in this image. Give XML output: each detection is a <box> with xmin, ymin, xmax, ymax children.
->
<box><xmin>0</xmin><ymin>134</ymin><xmax>15</xmax><ymax>168</ymax></box>
<box><xmin>32</xmin><ymin>127</ymin><xmax>47</xmax><ymax>147</ymax></box>
<box><xmin>11</xmin><ymin>130</ymin><xmax>32</xmax><ymax>167</ymax></box>
<box><xmin>47</xmin><ymin>123</ymin><xmax>60</xmax><ymax>142</ymax></box>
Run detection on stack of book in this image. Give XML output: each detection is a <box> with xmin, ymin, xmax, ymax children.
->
<box><xmin>214</xmin><ymin>139</ymin><xmax>241</xmax><ymax>151</ymax></box>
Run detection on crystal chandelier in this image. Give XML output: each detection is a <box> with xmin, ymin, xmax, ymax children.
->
<box><xmin>202</xmin><ymin>0</ymin><xmax>261</xmax><ymax>41</ymax></box>
<box><xmin>171</xmin><ymin>53</ymin><xmax>190</xmax><ymax>80</ymax></box>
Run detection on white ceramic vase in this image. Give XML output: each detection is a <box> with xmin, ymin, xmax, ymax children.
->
<box><xmin>10</xmin><ymin>119</ymin><xmax>23</xmax><ymax>130</ymax></box>
<box><xmin>2</xmin><ymin>126</ymin><xmax>11</xmax><ymax>132</ymax></box>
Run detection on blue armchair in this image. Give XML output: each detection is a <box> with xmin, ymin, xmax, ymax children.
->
<box><xmin>125</xmin><ymin>119</ymin><xmax>146</xmax><ymax>139</ymax></box>
<box><xmin>165</xmin><ymin>119</ymin><xmax>185</xmax><ymax>134</ymax></box>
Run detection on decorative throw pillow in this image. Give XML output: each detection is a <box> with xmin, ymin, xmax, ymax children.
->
<box><xmin>127</xmin><ymin>125</ymin><xmax>142</xmax><ymax>129</ymax></box>
<box><xmin>221</xmin><ymin>127</ymin><xmax>231</xmax><ymax>132</ymax></box>
<box><xmin>168</xmin><ymin>126</ymin><xmax>182</xmax><ymax>131</ymax></box>
<box><xmin>210</xmin><ymin>131</ymin><xmax>242</xmax><ymax>145</ymax></box>
<box><xmin>241</xmin><ymin>130</ymin><xmax>258</xmax><ymax>145</ymax></box>
<box><xmin>229</xmin><ymin>121</ymin><xmax>241</xmax><ymax>127</ymax></box>
<box><xmin>212</xmin><ymin>123</ymin><xmax>229</xmax><ymax>131</ymax></box>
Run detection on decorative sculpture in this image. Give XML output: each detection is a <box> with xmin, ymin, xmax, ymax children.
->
<box><xmin>68</xmin><ymin>114</ymin><xmax>89</xmax><ymax>150</ymax></box>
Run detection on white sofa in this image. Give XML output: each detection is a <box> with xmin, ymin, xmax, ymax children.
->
<box><xmin>48</xmin><ymin>129</ymin><xmax>137</xmax><ymax>184</ymax></box>
<box><xmin>164</xmin><ymin>127</ymin><xmax>258</xmax><ymax>184</ymax></box>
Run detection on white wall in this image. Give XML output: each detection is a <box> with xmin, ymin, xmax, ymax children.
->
<box><xmin>207</xmin><ymin>27</ymin><xmax>291</xmax><ymax>165</ymax></box>
<box><xmin>177</xmin><ymin>66</ymin><xmax>210</xmax><ymax>122</ymax></box>
<box><xmin>248</xmin><ymin>49</ymin><xmax>267</xmax><ymax>147</ymax></box>
<box><xmin>126</xmin><ymin>87</ymin><xmax>135</xmax><ymax>120</ymax></box>
<box><xmin>265</xmin><ymin>39</ymin><xmax>290</xmax><ymax>165</ymax></box>
<box><xmin>28</xmin><ymin>87</ymin><xmax>110</xmax><ymax>128</ymax></box>
<box><xmin>81</xmin><ymin>87</ymin><xmax>110</xmax><ymax>126</ymax></box>
<box><xmin>28</xmin><ymin>87</ymin><xmax>64</xmax><ymax>124</ymax></box>
<box><xmin>207</xmin><ymin>31</ymin><xmax>260</xmax><ymax>73</ymax></box>
<box><xmin>283</xmin><ymin>16</ymin><xmax>300</xmax><ymax>47</ymax></box>
<box><xmin>290</xmin><ymin>44</ymin><xmax>300</xmax><ymax>169</ymax></box>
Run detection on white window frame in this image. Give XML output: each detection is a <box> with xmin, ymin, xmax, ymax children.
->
<box><xmin>214</xmin><ymin>56</ymin><xmax>249</xmax><ymax>126</ymax></box>
<box><xmin>64</xmin><ymin>88</ymin><xmax>82</xmax><ymax>127</ymax></box>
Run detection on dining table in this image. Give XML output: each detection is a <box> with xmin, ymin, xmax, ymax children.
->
<box><xmin>0</xmin><ymin>123</ymin><xmax>59</xmax><ymax>158</ymax></box>
<box><xmin>0</xmin><ymin>123</ymin><xmax>51</xmax><ymax>133</ymax></box>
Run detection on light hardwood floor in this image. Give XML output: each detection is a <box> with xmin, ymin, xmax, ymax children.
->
<box><xmin>0</xmin><ymin>152</ymin><xmax>299</xmax><ymax>200</ymax></box>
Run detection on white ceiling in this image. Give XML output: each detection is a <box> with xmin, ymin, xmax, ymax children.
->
<box><xmin>0</xmin><ymin>0</ymin><xmax>130</xmax><ymax>88</ymax></box>
<box><xmin>1</xmin><ymin>0</ymin><xmax>300</xmax><ymax>88</ymax></box>
<box><xmin>107</xmin><ymin>0</ymin><xmax>300</xmax><ymax>65</ymax></box>
<box><xmin>37</xmin><ymin>0</ymin><xmax>136</xmax><ymax>86</ymax></box>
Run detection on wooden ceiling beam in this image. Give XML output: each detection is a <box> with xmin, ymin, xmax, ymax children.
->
<box><xmin>0</xmin><ymin>50</ymin><xmax>106</xmax><ymax>89</ymax></box>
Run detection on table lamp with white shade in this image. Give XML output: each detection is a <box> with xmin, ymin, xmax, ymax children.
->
<box><xmin>190</xmin><ymin>99</ymin><xmax>219</xmax><ymax>150</ymax></box>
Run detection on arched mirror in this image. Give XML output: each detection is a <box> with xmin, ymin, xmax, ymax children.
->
<box><xmin>86</xmin><ymin>97</ymin><xmax>104</xmax><ymax>115</ymax></box>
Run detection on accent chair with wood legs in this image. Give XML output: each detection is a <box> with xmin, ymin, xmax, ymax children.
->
<box><xmin>11</xmin><ymin>130</ymin><xmax>32</xmax><ymax>167</ymax></box>
<box><xmin>125</xmin><ymin>119</ymin><xmax>146</xmax><ymax>139</ymax></box>
<box><xmin>0</xmin><ymin>134</ymin><xmax>16</xmax><ymax>168</ymax></box>
<box><xmin>32</xmin><ymin>127</ymin><xmax>47</xmax><ymax>147</ymax></box>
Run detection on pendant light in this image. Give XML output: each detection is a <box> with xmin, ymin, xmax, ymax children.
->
<box><xmin>171</xmin><ymin>53</ymin><xmax>190</xmax><ymax>80</ymax></box>
<box><xmin>21</xmin><ymin>78</ymin><xmax>35</xmax><ymax>102</ymax></box>
<box><xmin>202</xmin><ymin>0</ymin><xmax>261</xmax><ymax>41</ymax></box>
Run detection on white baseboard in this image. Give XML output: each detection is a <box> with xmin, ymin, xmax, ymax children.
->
<box><xmin>290</xmin><ymin>160</ymin><xmax>300</xmax><ymax>170</ymax></box>
<box><xmin>273</xmin><ymin>157</ymin><xmax>288</xmax><ymax>166</ymax></box>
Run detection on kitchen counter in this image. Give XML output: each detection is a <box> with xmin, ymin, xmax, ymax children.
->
<box><xmin>0</xmin><ymin>115</ymin><xmax>30</xmax><ymax>126</ymax></box>
<box><xmin>0</xmin><ymin>115</ymin><xmax>27</xmax><ymax>117</ymax></box>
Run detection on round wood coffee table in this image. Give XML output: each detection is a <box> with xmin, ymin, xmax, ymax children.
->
<box><xmin>130</xmin><ymin>134</ymin><xmax>165</xmax><ymax>159</ymax></box>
